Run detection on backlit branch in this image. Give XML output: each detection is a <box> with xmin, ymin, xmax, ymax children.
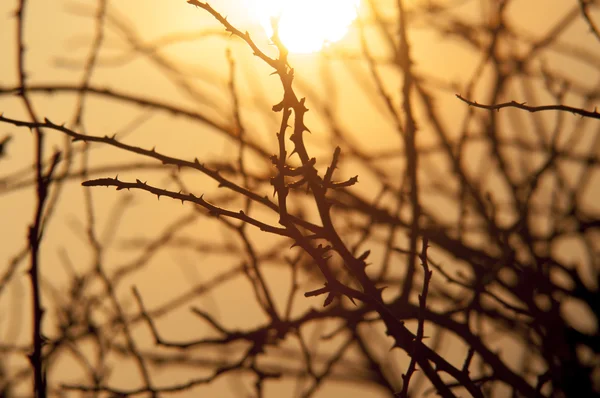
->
<box><xmin>81</xmin><ymin>177</ymin><xmax>290</xmax><ymax>237</ymax></box>
<box><xmin>456</xmin><ymin>94</ymin><xmax>600</xmax><ymax>119</ymax></box>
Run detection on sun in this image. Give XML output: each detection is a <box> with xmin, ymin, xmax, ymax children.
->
<box><xmin>247</xmin><ymin>0</ymin><xmax>360</xmax><ymax>53</ymax></box>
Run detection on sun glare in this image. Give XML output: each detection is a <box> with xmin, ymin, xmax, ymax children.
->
<box><xmin>248</xmin><ymin>0</ymin><xmax>360</xmax><ymax>53</ymax></box>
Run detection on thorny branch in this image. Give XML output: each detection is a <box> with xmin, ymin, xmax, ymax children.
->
<box><xmin>456</xmin><ymin>94</ymin><xmax>600</xmax><ymax>120</ymax></box>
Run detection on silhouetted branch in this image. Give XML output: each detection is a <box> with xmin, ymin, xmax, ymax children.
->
<box><xmin>456</xmin><ymin>94</ymin><xmax>600</xmax><ymax>119</ymax></box>
<box><xmin>579</xmin><ymin>0</ymin><xmax>600</xmax><ymax>42</ymax></box>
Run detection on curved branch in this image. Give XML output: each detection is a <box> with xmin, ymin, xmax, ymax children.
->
<box><xmin>456</xmin><ymin>94</ymin><xmax>600</xmax><ymax>119</ymax></box>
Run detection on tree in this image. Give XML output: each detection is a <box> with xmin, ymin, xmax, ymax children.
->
<box><xmin>0</xmin><ymin>0</ymin><xmax>599</xmax><ymax>397</ymax></box>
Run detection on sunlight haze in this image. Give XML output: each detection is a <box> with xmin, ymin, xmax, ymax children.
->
<box><xmin>246</xmin><ymin>0</ymin><xmax>361</xmax><ymax>53</ymax></box>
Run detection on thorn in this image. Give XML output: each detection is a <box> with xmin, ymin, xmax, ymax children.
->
<box><xmin>389</xmin><ymin>340</ymin><xmax>402</xmax><ymax>350</ymax></box>
<box><xmin>358</xmin><ymin>250</ymin><xmax>371</xmax><ymax>262</ymax></box>
<box><xmin>272</xmin><ymin>101</ymin><xmax>284</xmax><ymax>112</ymax></box>
<box><xmin>323</xmin><ymin>292</ymin><xmax>335</xmax><ymax>307</ymax></box>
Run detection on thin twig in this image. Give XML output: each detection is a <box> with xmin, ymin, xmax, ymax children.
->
<box><xmin>456</xmin><ymin>94</ymin><xmax>600</xmax><ymax>119</ymax></box>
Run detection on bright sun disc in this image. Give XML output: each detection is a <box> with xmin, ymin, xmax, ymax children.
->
<box><xmin>249</xmin><ymin>0</ymin><xmax>360</xmax><ymax>53</ymax></box>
